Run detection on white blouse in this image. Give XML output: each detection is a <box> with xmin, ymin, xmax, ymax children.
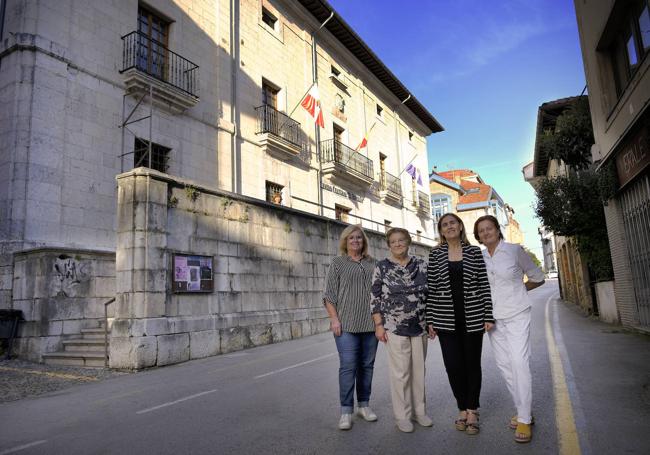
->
<box><xmin>482</xmin><ymin>241</ymin><xmax>545</xmax><ymax>320</ymax></box>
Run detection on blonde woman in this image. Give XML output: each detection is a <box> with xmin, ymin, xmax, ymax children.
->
<box><xmin>324</xmin><ymin>225</ymin><xmax>378</xmax><ymax>430</ymax></box>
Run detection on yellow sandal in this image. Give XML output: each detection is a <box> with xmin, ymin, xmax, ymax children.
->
<box><xmin>515</xmin><ymin>422</ymin><xmax>532</xmax><ymax>443</ymax></box>
<box><xmin>510</xmin><ymin>415</ymin><xmax>535</xmax><ymax>429</ymax></box>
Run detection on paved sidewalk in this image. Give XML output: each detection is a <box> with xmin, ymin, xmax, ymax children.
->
<box><xmin>0</xmin><ymin>359</ymin><xmax>127</xmax><ymax>403</ymax></box>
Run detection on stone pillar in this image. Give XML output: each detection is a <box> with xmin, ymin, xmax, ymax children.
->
<box><xmin>111</xmin><ymin>169</ymin><xmax>169</xmax><ymax>369</ymax></box>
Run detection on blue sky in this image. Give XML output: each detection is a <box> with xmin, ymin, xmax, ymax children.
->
<box><xmin>327</xmin><ymin>0</ymin><xmax>586</xmax><ymax>257</ymax></box>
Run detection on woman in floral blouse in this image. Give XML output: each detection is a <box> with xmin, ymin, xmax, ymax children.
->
<box><xmin>370</xmin><ymin>227</ymin><xmax>430</xmax><ymax>433</ymax></box>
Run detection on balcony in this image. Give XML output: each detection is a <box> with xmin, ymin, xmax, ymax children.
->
<box><xmin>379</xmin><ymin>171</ymin><xmax>403</xmax><ymax>205</ymax></box>
<box><xmin>417</xmin><ymin>190</ymin><xmax>431</xmax><ymax>215</ymax></box>
<box><xmin>321</xmin><ymin>139</ymin><xmax>374</xmax><ymax>187</ymax></box>
<box><xmin>255</xmin><ymin>105</ymin><xmax>310</xmax><ymax>165</ymax></box>
<box><xmin>120</xmin><ymin>31</ymin><xmax>199</xmax><ymax>113</ymax></box>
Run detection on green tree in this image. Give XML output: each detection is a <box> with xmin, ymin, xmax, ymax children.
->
<box><xmin>539</xmin><ymin>97</ymin><xmax>594</xmax><ymax>170</ymax></box>
<box><xmin>532</xmin><ymin>97</ymin><xmax>614</xmax><ymax>281</ymax></box>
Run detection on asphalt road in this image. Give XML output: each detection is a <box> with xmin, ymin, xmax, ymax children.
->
<box><xmin>1</xmin><ymin>281</ymin><xmax>649</xmax><ymax>454</ymax></box>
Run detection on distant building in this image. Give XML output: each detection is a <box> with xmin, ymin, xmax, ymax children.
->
<box><xmin>574</xmin><ymin>1</ymin><xmax>650</xmax><ymax>329</ymax></box>
<box><xmin>430</xmin><ymin>169</ymin><xmax>524</xmax><ymax>245</ymax></box>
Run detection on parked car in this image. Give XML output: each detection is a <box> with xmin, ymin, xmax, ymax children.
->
<box><xmin>546</xmin><ymin>271</ymin><xmax>558</xmax><ymax>279</ymax></box>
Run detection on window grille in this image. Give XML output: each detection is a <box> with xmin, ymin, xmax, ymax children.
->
<box><xmin>134</xmin><ymin>138</ymin><xmax>170</xmax><ymax>173</ymax></box>
<box><xmin>266</xmin><ymin>181</ymin><xmax>284</xmax><ymax>204</ymax></box>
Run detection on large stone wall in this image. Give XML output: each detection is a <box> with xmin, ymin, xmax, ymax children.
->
<box><xmin>11</xmin><ymin>248</ymin><xmax>115</xmax><ymax>361</ymax></box>
<box><xmin>111</xmin><ymin>168</ymin><xmax>430</xmax><ymax>369</ymax></box>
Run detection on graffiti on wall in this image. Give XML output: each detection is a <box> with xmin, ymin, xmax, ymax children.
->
<box><xmin>52</xmin><ymin>255</ymin><xmax>89</xmax><ymax>297</ymax></box>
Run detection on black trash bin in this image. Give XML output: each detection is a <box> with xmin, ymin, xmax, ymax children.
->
<box><xmin>0</xmin><ymin>309</ymin><xmax>24</xmax><ymax>360</ymax></box>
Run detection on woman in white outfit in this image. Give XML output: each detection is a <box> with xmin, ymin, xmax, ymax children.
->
<box><xmin>474</xmin><ymin>215</ymin><xmax>544</xmax><ymax>444</ymax></box>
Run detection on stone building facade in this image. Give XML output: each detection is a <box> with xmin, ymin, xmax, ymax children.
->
<box><xmin>573</xmin><ymin>0</ymin><xmax>650</xmax><ymax>330</ymax></box>
<box><xmin>0</xmin><ymin>0</ymin><xmax>442</xmax><ymax>364</ymax></box>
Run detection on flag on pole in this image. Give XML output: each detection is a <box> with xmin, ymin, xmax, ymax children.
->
<box><xmin>405</xmin><ymin>164</ymin><xmax>424</xmax><ymax>188</ymax></box>
<box><xmin>355</xmin><ymin>122</ymin><xmax>377</xmax><ymax>151</ymax></box>
<box><xmin>300</xmin><ymin>84</ymin><xmax>324</xmax><ymax>128</ymax></box>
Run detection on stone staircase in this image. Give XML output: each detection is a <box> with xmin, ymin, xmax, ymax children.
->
<box><xmin>42</xmin><ymin>325</ymin><xmax>109</xmax><ymax>368</ymax></box>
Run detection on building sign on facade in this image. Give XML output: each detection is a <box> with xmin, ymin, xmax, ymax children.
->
<box><xmin>615</xmin><ymin>116</ymin><xmax>650</xmax><ymax>189</ymax></box>
<box><xmin>172</xmin><ymin>254</ymin><xmax>213</xmax><ymax>293</ymax></box>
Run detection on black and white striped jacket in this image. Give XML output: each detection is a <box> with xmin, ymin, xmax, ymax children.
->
<box><xmin>426</xmin><ymin>243</ymin><xmax>494</xmax><ymax>333</ymax></box>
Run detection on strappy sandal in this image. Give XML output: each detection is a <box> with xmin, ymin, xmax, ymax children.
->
<box><xmin>510</xmin><ymin>415</ymin><xmax>535</xmax><ymax>430</ymax></box>
<box><xmin>455</xmin><ymin>411</ymin><xmax>467</xmax><ymax>431</ymax></box>
<box><xmin>515</xmin><ymin>422</ymin><xmax>532</xmax><ymax>443</ymax></box>
<box><xmin>465</xmin><ymin>410</ymin><xmax>480</xmax><ymax>435</ymax></box>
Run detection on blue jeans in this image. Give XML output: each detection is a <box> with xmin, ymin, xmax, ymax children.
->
<box><xmin>334</xmin><ymin>331</ymin><xmax>379</xmax><ymax>414</ymax></box>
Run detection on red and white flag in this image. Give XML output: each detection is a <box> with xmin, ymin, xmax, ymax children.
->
<box><xmin>300</xmin><ymin>84</ymin><xmax>324</xmax><ymax>128</ymax></box>
<box><xmin>355</xmin><ymin>122</ymin><xmax>376</xmax><ymax>151</ymax></box>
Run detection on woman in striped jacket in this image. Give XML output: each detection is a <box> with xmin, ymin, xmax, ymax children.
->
<box><xmin>426</xmin><ymin>213</ymin><xmax>494</xmax><ymax>435</ymax></box>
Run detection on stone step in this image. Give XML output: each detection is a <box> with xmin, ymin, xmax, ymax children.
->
<box><xmin>62</xmin><ymin>339</ymin><xmax>107</xmax><ymax>352</ymax></box>
<box><xmin>80</xmin><ymin>328</ymin><xmax>109</xmax><ymax>340</ymax></box>
<box><xmin>42</xmin><ymin>351</ymin><xmax>106</xmax><ymax>368</ymax></box>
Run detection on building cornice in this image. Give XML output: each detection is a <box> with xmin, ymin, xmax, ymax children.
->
<box><xmin>295</xmin><ymin>0</ymin><xmax>443</xmax><ymax>135</ymax></box>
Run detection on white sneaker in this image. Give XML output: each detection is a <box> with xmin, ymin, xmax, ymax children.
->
<box><xmin>357</xmin><ymin>406</ymin><xmax>378</xmax><ymax>422</ymax></box>
<box><xmin>413</xmin><ymin>414</ymin><xmax>433</xmax><ymax>427</ymax></box>
<box><xmin>338</xmin><ymin>413</ymin><xmax>352</xmax><ymax>430</ymax></box>
<box><xmin>396</xmin><ymin>419</ymin><xmax>414</xmax><ymax>433</ymax></box>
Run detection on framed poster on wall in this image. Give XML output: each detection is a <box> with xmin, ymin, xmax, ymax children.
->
<box><xmin>172</xmin><ymin>254</ymin><xmax>213</xmax><ymax>293</ymax></box>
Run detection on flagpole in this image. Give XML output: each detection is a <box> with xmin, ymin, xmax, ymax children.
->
<box><xmin>288</xmin><ymin>82</ymin><xmax>315</xmax><ymax>119</ymax></box>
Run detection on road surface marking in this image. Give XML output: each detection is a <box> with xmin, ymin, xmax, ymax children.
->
<box><xmin>545</xmin><ymin>294</ymin><xmax>581</xmax><ymax>455</ymax></box>
<box><xmin>254</xmin><ymin>353</ymin><xmax>335</xmax><ymax>379</ymax></box>
<box><xmin>0</xmin><ymin>440</ymin><xmax>47</xmax><ymax>454</ymax></box>
<box><xmin>136</xmin><ymin>389</ymin><xmax>218</xmax><ymax>414</ymax></box>
<box><xmin>0</xmin><ymin>366</ymin><xmax>97</xmax><ymax>382</ymax></box>
<box><xmin>208</xmin><ymin>340</ymin><xmax>328</xmax><ymax>374</ymax></box>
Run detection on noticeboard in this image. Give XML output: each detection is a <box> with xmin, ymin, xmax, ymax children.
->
<box><xmin>172</xmin><ymin>254</ymin><xmax>214</xmax><ymax>293</ymax></box>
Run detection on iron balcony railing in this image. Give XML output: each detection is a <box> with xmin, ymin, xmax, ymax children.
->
<box><xmin>321</xmin><ymin>139</ymin><xmax>374</xmax><ymax>181</ymax></box>
<box><xmin>381</xmin><ymin>171</ymin><xmax>403</xmax><ymax>199</ymax></box>
<box><xmin>418</xmin><ymin>190</ymin><xmax>431</xmax><ymax>213</ymax></box>
<box><xmin>121</xmin><ymin>31</ymin><xmax>199</xmax><ymax>97</ymax></box>
<box><xmin>255</xmin><ymin>104</ymin><xmax>307</xmax><ymax>150</ymax></box>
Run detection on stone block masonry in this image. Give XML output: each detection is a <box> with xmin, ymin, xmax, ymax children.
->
<box><xmin>10</xmin><ymin>248</ymin><xmax>116</xmax><ymax>362</ymax></box>
<box><xmin>112</xmin><ymin>168</ymin><xmax>430</xmax><ymax>369</ymax></box>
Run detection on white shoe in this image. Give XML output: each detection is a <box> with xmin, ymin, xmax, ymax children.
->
<box><xmin>357</xmin><ymin>406</ymin><xmax>378</xmax><ymax>422</ymax></box>
<box><xmin>413</xmin><ymin>414</ymin><xmax>433</xmax><ymax>427</ymax></box>
<box><xmin>338</xmin><ymin>413</ymin><xmax>352</xmax><ymax>430</ymax></box>
<box><xmin>396</xmin><ymin>419</ymin><xmax>414</xmax><ymax>433</ymax></box>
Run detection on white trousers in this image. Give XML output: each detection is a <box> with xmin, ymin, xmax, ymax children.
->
<box><xmin>489</xmin><ymin>308</ymin><xmax>532</xmax><ymax>424</ymax></box>
<box><xmin>385</xmin><ymin>333</ymin><xmax>428</xmax><ymax>420</ymax></box>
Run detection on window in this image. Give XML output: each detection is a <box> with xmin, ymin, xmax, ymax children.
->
<box><xmin>266</xmin><ymin>181</ymin><xmax>283</xmax><ymax>204</ymax></box>
<box><xmin>376</xmin><ymin>104</ymin><xmax>383</xmax><ymax>117</ymax></box>
<box><xmin>335</xmin><ymin>204</ymin><xmax>351</xmax><ymax>222</ymax></box>
<box><xmin>134</xmin><ymin>138</ymin><xmax>170</xmax><ymax>173</ymax></box>
<box><xmin>384</xmin><ymin>219</ymin><xmax>391</xmax><ymax>232</ymax></box>
<box><xmin>416</xmin><ymin>230</ymin><xmax>422</xmax><ymax>242</ymax></box>
<box><xmin>262</xmin><ymin>7</ymin><xmax>277</xmax><ymax>30</ymax></box>
<box><xmin>430</xmin><ymin>193</ymin><xmax>451</xmax><ymax>220</ymax></box>
<box><xmin>331</xmin><ymin>66</ymin><xmax>341</xmax><ymax>77</ymax></box>
<box><xmin>606</xmin><ymin>0</ymin><xmax>650</xmax><ymax>97</ymax></box>
<box><xmin>262</xmin><ymin>79</ymin><xmax>279</xmax><ymax>108</ymax></box>
<box><xmin>137</xmin><ymin>6</ymin><xmax>170</xmax><ymax>80</ymax></box>
<box><xmin>408</xmin><ymin>131</ymin><xmax>414</xmax><ymax>142</ymax></box>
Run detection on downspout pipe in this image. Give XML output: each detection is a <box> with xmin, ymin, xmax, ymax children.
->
<box><xmin>312</xmin><ymin>11</ymin><xmax>333</xmax><ymax>216</ymax></box>
<box><xmin>230</xmin><ymin>0</ymin><xmax>240</xmax><ymax>194</ymax></box>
